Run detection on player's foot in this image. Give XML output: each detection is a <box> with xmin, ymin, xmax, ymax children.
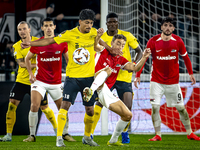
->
<box><xmin>83</xmin><ymin>87</ymin><xmax>93</xmax><ymax>102</ymax></box>
<box><xmin>62</xmin><ymin>133</ymin><xmax>76</xmax><ymax>142</ymax></box>
<box><xmin>107</xmin><ymin>141</ymin><xmax>125</xmax><ymax>146</ymax></box>
<box><xmin>56</xmin><ymin>139</ymin><xmax>66</xmax><ymax>147</ymax></box>
<box><xmin>82</xmin><ymin>136</ymin><xmax>99</xmax><ymax>146</ymax></box>
<box><xmin>187</xmin><ymin>133</ymin><xmax>200</xmax><ymax>141</ymax></box>
<box><xmin>121</xmin><ymin>131</ymin><xmax>130</xmax><ymax>143</ymax></box>
<box><xmin>23</xmin><ymin>135</ymin><xmax>36</xmax><ymax>142</ymax></box>
<box><xmin>148</xmin><ymin>135</ymin><xmax>162</xmax><ymax>141</ymax></box>
<box><xmin>0</xmin><ymin>135</ymin><xmax>12</xmax><ymax>142</ymax></box>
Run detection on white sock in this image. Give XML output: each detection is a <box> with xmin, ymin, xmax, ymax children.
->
<box><xmin>62</xmin><ymin>113</ymin><xmax>69</xmax><ymax>135</ymax></box>
<box><xmin>109</xmin><ymin>119</ymin><xmax>129</xmax><ymax>143</ymax></box>
<box><xmin>91</xmin><ymin>71</ymin><xmax>108</xmax><ymax>92</ymax></box>
<box><xmin>29</xmin><ymin>111</ymin><xmax>38</xmax><ymax>136</ymax></box>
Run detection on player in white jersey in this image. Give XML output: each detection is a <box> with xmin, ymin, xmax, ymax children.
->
<box><xmin>134</xmin><ymin>17</ymin><xmax>200</xmax><ymax>141</ymax></box>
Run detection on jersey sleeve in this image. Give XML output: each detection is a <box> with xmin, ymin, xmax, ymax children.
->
<box><xmin>178</xmin><ymin>38</ymin><xmax>187</xmax><ymax>56</ymax></box>
<box><xmin>13</xmin><ymin>45</ymin><xmax>23</xmax><ymax>60</ymax></box>
<box><xmin>30</xmin><ymin>46</ymin><xmax>39</xmax><ymax>54</ymax></box>
<box><xmin>62</xmin><ymin>42</ymin><xmax>68</xmax><ymax>54</ymax></box>
<box><xmin>121</xmin><ymin>56</ymin><xmax>130</xmax><ymax>69</ymax></box>
<box><xmin>54</xmin><ymin>30</ymin><xmax>69</xmax><ymax>45</ymax></box>
<box><xmin>127</xmin><ymin>32</ymin><xmax>139</xmax><ymax>49</ymax></box>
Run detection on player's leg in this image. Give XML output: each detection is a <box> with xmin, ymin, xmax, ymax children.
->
<box><xmin>91</xmin><ymin>101</ymin><xmax>103</xmax><ymax>138</ymax></box>
<box><xmin>56</xmin><ymin>77</ymin><xmax>78</xmax><ymax>147</ymax></box>
<box><xmin>83</xmin><ymin>67</ymin><xmax>111</xmax><ymax>102</ymax></box>
<box><xmin>81</xmin><ymin>77</ymin><xmax>99</xmax><ymax>146</ymax></box>
<box><xmin>148</xmin><ymin>82</ymin><xmax>163</xmax><ymax>141</ymax></box>
<box><xmin>0</xmin><ymin>82</ymin><xmax>29</xmax><ymax>142</ymax></box>
<box><xmin>23</xmin><ymin>81</ymin><xmax>46</xmax><ymax>142</ymax></box>
<box><xmin>108</xmin><ymin>100</ymin><xmax>132</xmax><ymax>146</ymax></box>
<box><xmin>166</xmin><ymin>84</ymin><xmax>200</xmax><ymax>141</ymax></box>
<box><xmin>114</xmin><ymin>81</ymin><xmax>133</xmax><ymax>143</ymax></box>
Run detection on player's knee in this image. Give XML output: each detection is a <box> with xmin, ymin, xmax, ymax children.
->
<box><xmin>175</xmin><ymin>105</ymin><xmax>185</xmax><ymax>111</ymax></box>
<box><xmin>85</xmin><ymin>107</ymin><xmax>94</xmax><ymax>116</ymax></box>
<box><xmin>152</xmin><ymin>104</ymin><xmax>160</xmax><ymax>114</ymax></box>
<box><xmin>123</xmin><ymin>111</ymin><xmax>132</xmax><ymax>121</ymax></box>
<box><xmin>40</xmin><ymin>105</ymin><xmax>48</xmax><ymax>110</ymax></box>
<box><xmin>31</xmin><ymin>103</ymin><xmax>40</xmax><ymax>112</ymax></box>
<box><xmin>9</xmin><ymin>99</ymin><xmax>19</xmax><ymax>106</ymax></box>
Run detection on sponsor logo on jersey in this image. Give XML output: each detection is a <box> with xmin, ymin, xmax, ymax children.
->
<box><xmin>103</xmin><ymin>62</ymin><xmax>117</xmax><ymax>73</ymax></box>
<box><xmin>171</xmin><ymin>49</ymin><xmax>177</xmax><ymax>52</ymax></box>
<box><xmin>55</xmin><ymin>51</ymin><xmax>61</xmax><ymax>54</ymax></box>
<box><xmin>157</xmin><ymin>55</ymin><xmax>176</xmax><ymax>60</ymax></box>
<box><xmin>58</xmin><ymin>34</ymin><xmax>62</xmax><ymax>37</ymax></box>
<box><xmin>40</xmin><ymin>51</ymin><xmax>45</xmax><ymax>54</ymax></box>
<box><xmin>41</xmin><ymin>57</ymin><xmax>60</xmax><ymax>62</ymax></box>
<box><xmin>156</xmin><ymin>49</ymin><xmax>162</xmax><ymax>52</ymax></box>
<box><xmin>116</xmin><ymin>64</ymin><xmax>121</xmax><ymax>67</ymax></box>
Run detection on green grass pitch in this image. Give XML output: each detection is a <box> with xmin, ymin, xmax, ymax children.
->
<box><xmin>0</xmin><ymin>134</ymin><xmax>199</xmax><ymax>150</ymax></box>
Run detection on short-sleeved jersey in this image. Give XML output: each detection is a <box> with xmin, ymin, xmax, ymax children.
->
<box><xmin>101</xmin><ymin>29</ymin><xmax>139</xmax><ymax>83</ymax></box>
<box><xmin>30</xmin><ymin>37</ymin><xmax>68</xmax><ymax>84</ymax></box>
<box><xmin>54</xmin><ymin>27</ymin><xmax>97</xmax><ymax>78</ymax></box>
<box><xmin>95</xmin><ymin>49</ymin><xmax>130</xmax><ymax>89</ymax></box>
<box><xmin>145</xmin><ymin>34</ymin><xmax>187</xmax><ymax>84</ymax></box>
<box><xmin>13</xmin><ymin>36</ymin><xmax>38</xmax><ymax>85</ymax></box>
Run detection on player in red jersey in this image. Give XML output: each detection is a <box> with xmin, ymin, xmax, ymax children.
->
<box><xmin>83</xmin><ymin>33</ymin><xmax>151</xmax><ymax>146</ymax></box>
<box><xmin>24</xmin><ymin>18</ymin><xmax>75</xmax><ymax>142</ymax></box>
<box><xmin>134</xmin><ymin>17</ymin><xmax>199</xmax><ymax>141</ymax></box>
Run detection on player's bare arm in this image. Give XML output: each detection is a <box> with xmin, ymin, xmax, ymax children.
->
<box><xmin>63</xmin><ymin>52</ymin><xmax>69</xmax><ymax>64</ymax></box>
<box><xmin>94</xmin><ymin>28</ymin><xmax>104</xmax><ymax>52</ymax></box>
<box><xmin>21</xmin><ymin>37</ymin><xmax>56</xmax><ymax>48</ymax></box>
<box><xmin>134</xmin><ymin>46</ymin><xmax>143</xmax><ymax>63</ymax></box>
<box><xmin>25</xmin><ymin>51</ymin><xmax>36</xmax><ymax>83</ymax></box>
<box><xmin>124</xmin><ymin>48</ymin><xmax>151</xmax><ymax>72</ymax></box>
<box><xmin>16</xmin><ymin>58</ymin><xmax>35</xmax><ymax>69</ymax></box>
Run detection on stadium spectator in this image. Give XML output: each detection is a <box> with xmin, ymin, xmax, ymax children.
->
<box><xmin>21</xmin><ymin>9</ymin><xmax>119</xmax><ymax>147</ymax></box>
<box><xmin>83</xmin><ymin>34</ymin><xmax>150</xmax><ymax>146</ymax></box>
<box><xmin>91</xmin><ymin>12</ymin><xmax>143</xmax><ymax>144</ymax></box>
<box><xmin>0</xmin><ymin>21</ymin><xmax>61</xmax><ymax>142</ymax></box>
<box><xmin>23</xmin><ymin>18</ymin><xmax>75</xmax><ymax>142</ymax></box>
<box><xmin>134</xmin><ymin>17</ymin><xmax>200</xmax><ymax>141</ymax></box>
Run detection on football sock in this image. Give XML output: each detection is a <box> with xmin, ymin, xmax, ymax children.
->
<box><xmin>91</xmin><ymin>105</ymin><xmax>102</xmax><ymax>135</ymax></box>
<box><xmin>123</xmin><ymin>121</ymin><xmax>130</xmax><ymax>132</ymax></box>
<box><xmin>62</xmin><ymin>113</ymin><xmax>69</xmax><ymax>135</ymax></box>
<box><xmin>151</xmin><ymin>104</ymin><xmax>161</xmax><ymax>137</ymax></box>
<box><xmin>41</xmin><ymin>106</ymin><xmax>57</xmax><ymax>129</ymax></box>
<box><xmin>57</xmin><ymin>109</ymin><xmax>67</xmax><ymax>137</ymax></box>
<box><xmin>84</xmin><ymin>113</ymin><xmax>94</xmax><ymax>137</ymax></box>
<box><xmin>109</xmin><ymin>118</ymin><xmax>129</xmax><ymax>143</ymax></box>
<box><xmin>29</xmin><ymin>111</ymin><xmax>38</xmax><ymax>136</ymax></box>
<box><xmin>91</xmin><ymin>71</ymin><xmax>108</xmax><ymax>92</ymax></box>
<box><xmin>6</xmin><ymin>102</ymin><xmax>17</xmax><ymax>134</ymax></box>
<box><xmin>176</xmin><ymin>106</ymin><xmax>192</xmax><ymax>135</ymax></box>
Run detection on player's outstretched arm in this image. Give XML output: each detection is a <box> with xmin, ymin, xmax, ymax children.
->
<box><xmin>63</xmin><ymin>52</ymin><xmax>69</xmax><ymax>64</ymax></box>
<box><xmin>124</xmin><ymin>48</ymin><xmax>151</xmax><ymax>72</ymax></box>
<box><xmin>21</xmin><ymin>37</ymin><xmax>56</xmax><ymax>48</ymax></box>
<box><xmin>25</xmin><ymin>51</ymin><xmax>36</xmax><ymax>83</ymax></box>
<box><xmin>134</xmin><ymin>46</ymin><xmax>143</xmax><ymax>63</ymax></box>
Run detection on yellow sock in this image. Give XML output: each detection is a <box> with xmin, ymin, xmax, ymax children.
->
<box><xmin>91</xmin><ymin>105</ymin><xmax>102</xmax><ymax>134</ymax></box>
<box><xmin>42</xmin><ymin>106</ymin><xmax>57</xmax><ymax>129</ymax></box>
<box><xmin>57</xmin><ymin>109</ymin><xmax>67</xmax><ymax>137</ymax></box>
<box><xmin>84</xmin><ymin>113</ymin><xmax>94</xmax><ymax>137</ymax></box>
<box><xmin>123</xmin><ymin>121</ymin><xmax>130</xmax><ymax>132</ymax></box>
<box><xmin>6</xmin><ymin>102</ymin><xmax>17</xmax><ymax>134</ymax></box>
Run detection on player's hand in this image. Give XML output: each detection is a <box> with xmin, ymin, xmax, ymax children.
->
<box><xmin>109</xmin><ymin>47</ymin><xmax>123</xmax><ymax>55</ymax></box>
<box><xmin>143</xmin><ymin>48</ymin><xmax>151</xmax><ymax>58</ymax></box>
<box><xmin>134</xmin><ymin>77</ymin><xmax>141</xmax><ymax>88</ymax></box>
<box><xmin>189</xmin><ymin>74</ymin><xmax>196</xmax><ymax>85</ymax></box>
<box><xmin>29</xmin><ymin>74</ymin><xmax>36</xmax><ymax>84</ymax></box>
<box><xmin>97</xmin><ymin>28</ymin><xmax>104</xmax><ymax>37</ymax></box>
<box><xmin>21</xmin><ymin>42</ymin><xmax>31</xmax><ymax>49</ymax></box>
<box><xmin>56</xmin><ymin>13</ymin><xmax>64</xmax><ymax>20</ymax></box>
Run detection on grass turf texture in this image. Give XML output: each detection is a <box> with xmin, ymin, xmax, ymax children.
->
<box><xmin>0</xmin><ymin>134</ymin><xmax>199</xmax><ymax>150</ymax></box>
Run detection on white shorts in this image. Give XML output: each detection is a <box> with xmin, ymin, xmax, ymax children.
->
<box><xmin>150</xmin><ymin>82</ymin><xmax>184</xmax><ymax>107</ymax></box>
<box><xmin>97</xmin><ymin>83</ymin><xmax>120</xmax><ymax>108</ymax></box>
<box><xmin>31</xmin><ymin>80</ymin><xmax>62</xmax><ymax>101</ymax></box>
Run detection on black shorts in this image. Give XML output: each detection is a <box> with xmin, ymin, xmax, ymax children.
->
<box><xmin>63</xmin><ymin>77</ymin><xmax>96</xmax><ymax>106</ymax></box>
<box><xmin>10</xmin><ymin>82</ymin><xmax>48</xmax><ymax>105</ymax></box>
<box><xmin>110</xmin><ymin>81</ymin><xmax>133</xmax><ymax>100</ymax></box>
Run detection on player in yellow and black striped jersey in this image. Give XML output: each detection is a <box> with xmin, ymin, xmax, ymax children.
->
<box><xmin>91</xmin><ymin>12</ymin><xmax>143</xmax><ymax>144</ymax></box>
<box><xmin>20</xmin><ymin>9</ymin><xmax>119</xmax><ymax>147</ymax></box>
<box><xmin>0</xmin><ymin>21</ymin><xmax>61</xmax><ymax>142</ymax></box>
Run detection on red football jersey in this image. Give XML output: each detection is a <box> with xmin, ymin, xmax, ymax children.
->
<box><xmin>95</xmin><ymin>49</ymin><xmax>130</xmax><ymax>89</ymax></box>
<box><xmin>30</xmin><ymin>37</ymin><xmax>68</xmax><ymax>84</ymax></box>
<box><xmin>136</xmin><ymin>34</ymin><xmax>190</xmax><ymax>84</ymax></box>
